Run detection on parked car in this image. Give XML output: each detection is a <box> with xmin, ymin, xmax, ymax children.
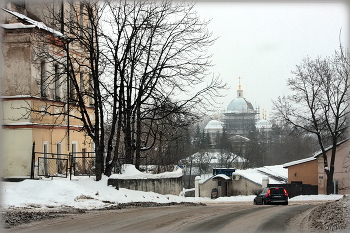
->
<box><xmin>254</xmin><ymin>187</ymin><xmax>289</xmax><ymax>205</ymax></box>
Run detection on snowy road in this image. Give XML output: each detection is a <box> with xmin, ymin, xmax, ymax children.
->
<box><xmin>3</xmin><ymin>202</ymin><xmax>320</xmax><ymax>233</ymax></box>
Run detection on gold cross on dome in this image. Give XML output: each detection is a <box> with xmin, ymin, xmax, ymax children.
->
<box><xmin>238</xmin><ymin>76</ymin><xmax>242</xmax><ymax>90</ymax></box>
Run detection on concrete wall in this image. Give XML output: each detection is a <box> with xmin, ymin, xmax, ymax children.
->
<box><xmin>231</xmin><ymin>177</ymin><xmax>262</xmax><ymax>196</ymax></box>
<box><xmin>108</xmin><ymin>177</ymin><xmax>184</xmax><ymax>196</ymax></box>
<box><xmin>198</xmin><ymin>177</ymin><xmax>262</xmax><ymax>197</ymax></box>
<box><xmin>2</xmin><ymin>128</ymin><xmax>33</xmax><ymax>177</ymax></box>
<box><xmin>199</xmin><ymin>178</ymin><xmax>221</xmax><ymax>197</ymax></box>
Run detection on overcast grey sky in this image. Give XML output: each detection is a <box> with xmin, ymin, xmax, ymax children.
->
<box><xmin>193</xmin><ymin>1</ymin><xmax>349</xmax><ymax>119</ymax></box>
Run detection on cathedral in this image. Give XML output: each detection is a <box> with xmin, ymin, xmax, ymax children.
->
<box><xmin>222</xmin><ymin>79</ymin><xmax>258</xmax><ymax>138</ymax></box>
<box><xmin>204</xmin><ymin>78</ymin><xmax>272</xmax><ymax>142</ymax></box>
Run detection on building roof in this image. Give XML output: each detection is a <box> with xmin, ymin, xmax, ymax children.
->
<box><xmin>255</xmin><ymin>119</ymin><xmax>272</xmax><ymax>129</ymax></box>
<box><xmin>227</xmin><ymin>97</ymin><xmax>254</xmax><ymax>113</ymax></box>
<box><xmin>1</xmin><ymin>8</ymin><xmax>65</xmax><ymax>38</ymax></box>
<box><xmin>212</xmin><ymin>174</ymin><xmax>231</xmax><ymax>180</ymax></box>
<box><xmin>204</xmin><ymin>120</ymin><xmax>223</xmax><ymax>130</ymax></box>
<box><xmin>282</xmin><ymin>157</ymin><xmax>317</xmax><ymax>168</ymax></box>
<box><xmin>232</xmin><ymin>165</ymin><xmax>287</xmax><ymax>185</ymax></box>
<box><xmin>226</xmin><ymin>82</ymin><xmax>255</xmax><ymax>113</ymax></box>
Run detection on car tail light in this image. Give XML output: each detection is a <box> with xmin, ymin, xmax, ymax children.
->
<box><xmin>266</xmin><ymin>189</ymin><xmax>271</xmax><ymax>197</ymax></box>
<box><xmin>284</xmin><ymin>189</ymin><xmax>289</xmax><ymax>197</ymax></box>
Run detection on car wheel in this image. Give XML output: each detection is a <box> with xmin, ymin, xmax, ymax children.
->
<box><xmin>283</xmin><ymin>201</ymin><xmax>288</xmax><ymax>205</ymax></box>
<box><xmin>253</xmin><ymin>200</ymin><xmax>257</xmax><ymax>205</ymax></box>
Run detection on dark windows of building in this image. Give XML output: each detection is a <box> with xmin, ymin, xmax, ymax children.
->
<box><xmin>40</xmin><ymin>61</ymin><xmax>48</xmax><ymax>98</ymax></box>
<box><xmin>54</xmin><ymin>64</ymin><xmax>61</xmax><ymax>101</ymax></box>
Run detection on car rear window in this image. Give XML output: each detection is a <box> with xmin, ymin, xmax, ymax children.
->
<box><xmin>270</xmin><ymin>188</ymin><xmax>285</xmax><ymax>194</ymax></box>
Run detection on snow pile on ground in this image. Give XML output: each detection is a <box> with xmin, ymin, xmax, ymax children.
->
<box><xmin>309</xmin><ymin>195</ymin><xmax>350</xmax><ymax>232</ymax></box>
<box><xmin>1</xmin><ymin>172</ymin><xmax>189</xmax><ymax>211</ymax></box>
<box><xmin>110</xmin><ymin>164</ymin><xmax>183</xmax><ymax>179</ymax></box>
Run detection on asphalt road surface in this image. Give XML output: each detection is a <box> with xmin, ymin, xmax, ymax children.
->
<box><xmin>4</xmin><ymin>202</ymin><xmax>319</xmax><ymax>233</ymax></box>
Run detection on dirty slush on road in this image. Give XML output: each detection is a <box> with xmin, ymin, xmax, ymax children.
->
<box><xmin>1</xmin><ymin>202</ymin><xmax>204</xmax><ymax>229</ymax></box>
<box><xmin>2</xmin><ymin>196</ymin><xmax>350</xmax><ymax>232</ymax></box>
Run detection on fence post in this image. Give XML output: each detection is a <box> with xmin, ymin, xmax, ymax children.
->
<box><xmin>30</xmin><ymin>142</ymin><xmax>35</xmax><ymax>179</ymax></box>
<box><xmin>70</xmin><ymin>152</ymin><xmax>72</xmax><ymax>180</ymax></box>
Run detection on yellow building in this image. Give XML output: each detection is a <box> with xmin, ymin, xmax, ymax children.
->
<box><xmin>1</xmin><ymin>1</ymin><xmax>95</xmax><ymax>179</ymax></box>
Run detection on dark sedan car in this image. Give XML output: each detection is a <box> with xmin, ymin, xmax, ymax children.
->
<box><xmin>254</xmin><ymin>187</ymin><xmax>289</xmax><ymax>205</ymax></box>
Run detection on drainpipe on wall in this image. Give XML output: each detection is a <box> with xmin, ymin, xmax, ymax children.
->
<box><xmin>195</xmin><ymin>176</ymin><xmax>201</xmax><ymax>197</ymax></box>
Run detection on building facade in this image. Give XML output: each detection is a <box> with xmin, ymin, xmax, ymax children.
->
<box><xmin>283</xmin><ymin>139</ymin><xmax>350</xmax><ymax>195</ymax></box>
<box><xmin>1</xmin><ymin>0</ymin><xmax>95</xmax><ymax>179</ymax></box>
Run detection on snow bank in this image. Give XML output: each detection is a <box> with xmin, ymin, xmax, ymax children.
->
<box><xmin>110</xmin><ymin>164</ymin><xmax>183</xmax><ymax>179</ymax></box>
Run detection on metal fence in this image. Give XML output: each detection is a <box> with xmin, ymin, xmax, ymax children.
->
<box><xmin>38</xmin><ymin>156</ymin><xmax>68</xmax><ymax>178</ymax></box>
<box><xmin>35</xmin><ymin>152</ymin><xmax>150</xmax><ymax>179</ymax></box>
<box><xmin>72</xmin><ymin>152</ymin><xmax>96</xmax><ymax>177</ymax></box>
<box><xmin>35</xmin><ymin>151</ymin><xmax>96</xmax><ymax>179</ymax></box>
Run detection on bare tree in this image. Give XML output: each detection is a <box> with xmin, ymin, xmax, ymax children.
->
<box><xmin>267</xmin><ymin>123</ymin><xmax>319</xmax><ymax>165</ymax></box>
<box><xmin>101</xmin><ymin>0</ymin><xmax>225</xmax><ymax>174</ymax></box>
<box><xmin>273</xmin><ymin>45</ymin><xmax>349</xmax><ymax>194</ymax></box>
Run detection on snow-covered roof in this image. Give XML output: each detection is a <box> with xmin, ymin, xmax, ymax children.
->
<box><xmin>282</xmin><ymin>157</ymin><xmax>317</xmax><ymax>168</ymax></box>
<box><xmin>230</xmin><ymin>135</ymin><xmax>250</xmax><ymax>141</ymax></box>
<box><xmin>198</xmin><ymin>164</ymin><xmax>288</xmax><ymax>185</ymax></box>
<box><xmin>185</xmin><ymin>151</ymin><xmax>247</xmax><ymax>164</ymax></box>
<box><xmin>227</xmin><ymin>97</ymin><xmax>254</xmax><ymax>112</ymax></box>
<box><xmin>0</xmin><ymin>22</ymin><xmax>35</xmax><ymax>29</ymax></box>
<box><xmin>1</xmin><ymin>8</ymin><xmax>65</xmax><ymax>38</ymax></box>
<box><xmin>255</xmin><ymin>119</ymin><xmax>272</xmax><ymax>129</ymax></box>
<box><xmin>204</xmin><ymin>120</ymin><xmax>223</xmax><ymax>130</ymax></box>
<box><xmin>233</xmin><ymin>165</ymin><xmax>287</xmax><ymax>185</ymax></box>
<box><xmin>212</xmin><ymin>174</ymin><xmax>231</xmax><ymax>180</ymax></box>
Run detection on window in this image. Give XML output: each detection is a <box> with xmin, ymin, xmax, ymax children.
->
<box><xmin>40</xmin><ymin>61</ymin><xmax>48</xmax><ymax>98</ymax></box>
<box><xmin>57</xmin><ymin>142</ymin><xmax>63</xmax><ymax>174</ymax></box>
<box><xmin>80</xmin><ymin>2</ymin><xmax>84</xmax><ymax>37</ymax></box>
<box><xmin>89</xmin><ymin>74</ymin><xmax>94</xmax><ymax>105</ymax></box>
<box><xmin>41</xmin><ymin>106</ymin><xmax>46</xmax><ymax>115</ymax></box>
<box><xmin>69</xmin><ymin>1</ymin><xmax>76</xmax><ymax>33</ymax></box>
<box><xmin>69</xmin><ymin>77</ymin><xmax>76</xmax><ymax>102</ymax></box>
<box><xmin>55</xmin><ymin>108</ymin><xmax>60</xmax><ymax>114</ymax></box>
<box><xmin>91</xmin><ymin>142</ymin><xmax>95</xmax><ymax>157</ymax></box>
<box><xmin>57</xmin><ymin>142</ymin><xmax>62</xmax><ymax>157</ymax></box>
<box><xmin>72</xmin><ymin>142</ymin><xmax>78</xmax><ymax>157</ymax></box>
<box><xmin>80</xmin><ymin>73</ymin><xmax>85</xmax><ymax>93</ymax></box>
<box><xmin>54</xmin><ymin>64</ymin><xmax>61</xmax><ymax>101</ymax></box>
